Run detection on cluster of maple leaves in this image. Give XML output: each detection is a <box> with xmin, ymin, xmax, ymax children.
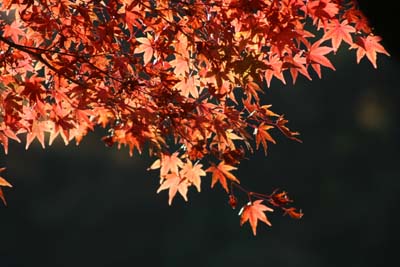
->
<box><xmin>0</xmin><ymin>0</ymin><xmax>388</xmax><ymax>234</ymax></box>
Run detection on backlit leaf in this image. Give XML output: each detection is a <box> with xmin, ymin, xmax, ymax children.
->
<box><xmin>206</xmin><ymin>161</ymin><xmax>239</xmax><ymax>193</ymax></box>
<box><xmin>239</xmin><ymin>200</ymin><xmax>273</xmax><ymax>236</ymax></box>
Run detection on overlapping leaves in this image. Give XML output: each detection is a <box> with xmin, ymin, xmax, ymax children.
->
<box><xmin>0</xmin><ymin>0</ymin><xmax>388</xmax><ymax>233</ymax></box>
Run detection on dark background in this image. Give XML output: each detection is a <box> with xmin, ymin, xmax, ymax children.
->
<box><xmin>1</xmin><ymin>4</ymin><xmax>399</xmax><ymax>267</ymax></box>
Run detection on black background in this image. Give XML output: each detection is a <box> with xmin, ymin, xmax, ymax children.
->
<box><xmin>1</xmin><ymin>4</ymin><xmax>399</xmax><ymax>267</ymax></box>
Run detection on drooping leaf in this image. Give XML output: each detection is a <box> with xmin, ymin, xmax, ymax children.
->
<box><xmin>206</xmin><ymin>161</ymin><xmax>239</xmax><ymax>193</ymax></box>
<box><xmin>283</xmin><ymin>207</ymin><xmax>304</xmax><ymax>219</ymax></box>
<box><xmin>307</xmin><ymin>41</ymin><xmax>335</xmax><ymax>78</ymax></box>
<box><xmin>0</xmin><ymin>0</ymin><xmax>388</xmax><ymax>234</ymax></box>
<box><xmin>351</xmin><ymin>35</ymin><xmax>390</xmax><ymax>68</ymax></box>
<box><xmin>180</xmin><ymin>160</ymin><xmax>206</xmax><ymax>192</ymax></box>
<box><xmin>239</xmin><ymin>200</ymin><xmax>274</xmax><ymax>236</ymax></box>
<box><xmin>157</xmin><ymin>173</ymin><xmax>189</xmax><ymax>205</ymax></box>
<box><xmin>254</xmin><ymin>123</ymin><xmax>276</xmax><ymax>155</ymax></box>
<box><xmin>159</xmin><ymin>152</ymin><xmax>184</xmax><ymax>177</ymax></box>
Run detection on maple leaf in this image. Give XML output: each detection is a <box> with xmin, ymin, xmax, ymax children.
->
<box><xmin>125</xmin><ymin>10</ymin><xmax>141</xmax><ymax>35</ymax></box>
<box><xmin>149</xmin><ymin>152</ymin><xmax>184</xmax><ymax>176</ymax></box>
<box><xmin>0</xmin><ymin>128</ymin><xmax>21</xmax><ymax>154</ymax></box>
<box><xmin>307</xmin><ymin>41</ymin><xmax>335</xmax><ymax>78</ymax></box>
<box><xmin>283</xmin><ymin>207</ymin><xmax>304</xmax><ymax>219</ymax></box>
<box><xmin>206</xmin><ymin>161</ymin><xmax>239</xmax><ymax>193</ymax></box>
<box><xmin>254</xmin><ymin>123</ymin><xmax>276</xmax><ymax>155</ymax></box>
<box><xmin>134</xmin><ymin>35</ymin><xmax>154</xmax><ymax>65</ymax></box>
<box><xmin>264</xmin><ymin>54</ymin><xmax>286</xmax><ymax>87</ymax></box>
<box><xmin>344</xmin><ymin>7</ymin><xmax>372</xmax><ymax>34</ymax></box>
<box><xmin>284</xmin><ymin>54</ymin><xmax>312</xmax><ymax>84</ymax></box>
<box><xmin>26</xmin><ymin>120</ymin><xmax>47</xmax><ymax>149</ymax></box>
<box><xmin>0</xmin><ymin>167</ymin><xmax>12</xmax><ymax>206</ymax></box>
<box><xmin>170</xmin><ymin>55</ymin><xmax>189</xmax><ymax>76</ymax></box>
<box><xmin>275</xmin><ymin>116</ymin><xmax>302</xmax><ymax>143</ymax></box>
<box><xmin>245</xmin><ymin>80</ymin><xmax>263</xmax><ymax>102</ymax></box>
<box><xmin>323</xmin><ymin>20</ymin><xmax>355</xmax><ymax>52</ymax></box>
<box><xmin>269</xmin><ymin>190</ymin><xmax>293</xmax><ymax>207</ymax></box>
<box><xmin>239</xmin><ymin>200</ymin><xmax>274</xmax><ymax>236</ymax></box>
<box><xmin>351</xmin><ymin>35</ymin><xmax>390</xmax><ymax>68</ymax></box>
<box><xmin>175</xmin><ymin>76</ymin><xmax>199</xmax><ymax>98</ymax></box>
<box><xmin>0</xmin><ymin>0</ymin><xmax>385</xmax><ymax>233</ymax></box>
<box><xmin>3</xmin><ymin>21</ymin><xmax>25</xmax><ymax>43</ymax></box>
<box><xmin>180</xmin><ymin>160</ymin><xmax>206</xmax><ymax>192</ymax></box>
<box><xmin>307</xmin><ymin>0</ymin><xmax>339</xmax><ymax>22</ymax></box>
<box><xmin>157</xmin><ymin>173</ymin><xmax>189</xmax><ymax>205</ymax></box>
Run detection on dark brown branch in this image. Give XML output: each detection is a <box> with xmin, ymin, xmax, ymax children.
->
<box><xmin>0</xmin><ymin>36</ymin><xmax>84</xmax><ymax>86</ymax></box>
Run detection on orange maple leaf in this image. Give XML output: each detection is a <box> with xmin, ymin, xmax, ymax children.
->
<box><xmin>157</xmin><ymin>173</ymin><xmax>189</xmax><ymax>205</ymax></box>
<box><xmin>254</xmin><ymin>123</ymin><xmax>276</xmax><ymax>155</ymax></box>
<box><xmin>206</xmin><ymin>161</ymin><xmax>239</xmax><ymax>193</ymax></box>
<box><xmin>26</xmin><ymin>120</ymin><xmax>47</xmax><ymax>149</ymax></box>
<box><xmin>175</xmin><ymin>76</ymin><xmax>199</xmax><ymax>98</ymax></box>
<box><xmin>245</xmin><ymin>80</ymin><xmax>263</xmax><ymax>102</ymax></box>
<box><xmin>180</xmin><ymin>160</ymin><xmax>206</xmax><ymax>192</ymax></box>
<box><xmin>239</xmin><ymin>200</ymin><xmax>273</xmax><ymax>236</ymax></box>
<box><xmin>134</xmin><ymin>35</ymin><xmax>154</xmax><ymax>65</ymax></box>
<box><xmin>170</xmin><ymin>55</ymin><xmax>189</xmax><ymax>76</ymax></box>
<box><xmin>276</xmin><ymin>116</ymin><xmax>302</xmax><ymax>143</ymax></box>
<box><xmin>125</xmin><ymin>10</ymin><xmax>141</xmax><ymax>35</ymax></box>
<box><xmin>0</xmin><ymin>167</ymin><xmax>12</xmax><ymax>206</ymax></box>
<box><xmin>148</xmin><ymin>152</ymin><xmax>184</xmax><ymax>176</ymax></box>
<box><xmin>351</xmin><ymin>35</ymin><xmax>390</xmax><ymax>68</ymax></box>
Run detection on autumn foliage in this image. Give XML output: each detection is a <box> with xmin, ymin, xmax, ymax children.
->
<box><xmin>0</xmin><ymin>0</ymin><xmax>388</xmax><ymax>235</ymax></box>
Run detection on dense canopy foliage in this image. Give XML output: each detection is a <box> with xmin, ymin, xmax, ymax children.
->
<box><xmin>0</xmin><ymin>0</ymin><xmax>388</xmax><ymax>234</ymax></box>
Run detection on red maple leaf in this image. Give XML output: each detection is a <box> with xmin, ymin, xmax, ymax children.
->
<box><xmin>307</xmin><ymin>0</ymin><xmax>339</xmax><ymax>23</ymax></box>
<box><xmin>323</xmin><ymin>19</ymin><xmax>355</xmax><ymax>52</ymax></box>
<box><xmin>284</xmin><ymin>54</ymin><xmax>311</xmax><ymax>84</ymax></box>
<box><xmin>264</xmin><ymin>54</ymin><xmax>286</xmax><ymax>87</ymax></box>
<box><xmin>351</xmin><ymin>35</ymin><xmax>390</xmax><ymax>68</ymax></box>
<box><xmin>3</xmin><ymin>21</ymin><xmax>25</xmax><ymax>43</ymax></box>
<box><xmin>283</xmin><ymin>207</ymin><xmax>304</xmax><ymax>219</ymax></box>
<box><xmin>344</xmin><ymin>7</ymin><xmax>372</xmax><ymax>34</ymax></box>
<box><xmin>0</xmin><ymin>0</ymin><xmax>387</xmax><ymax>233</ymax></box>
<box><xmin>239</xmin><ymin>200</ymin><xmax>274</xmax><ymax>236</ymax></box>
<box><xmin>307</xmin><ymin>41</ymin><xmax>335</xmax><ymax>78</ymax></box>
